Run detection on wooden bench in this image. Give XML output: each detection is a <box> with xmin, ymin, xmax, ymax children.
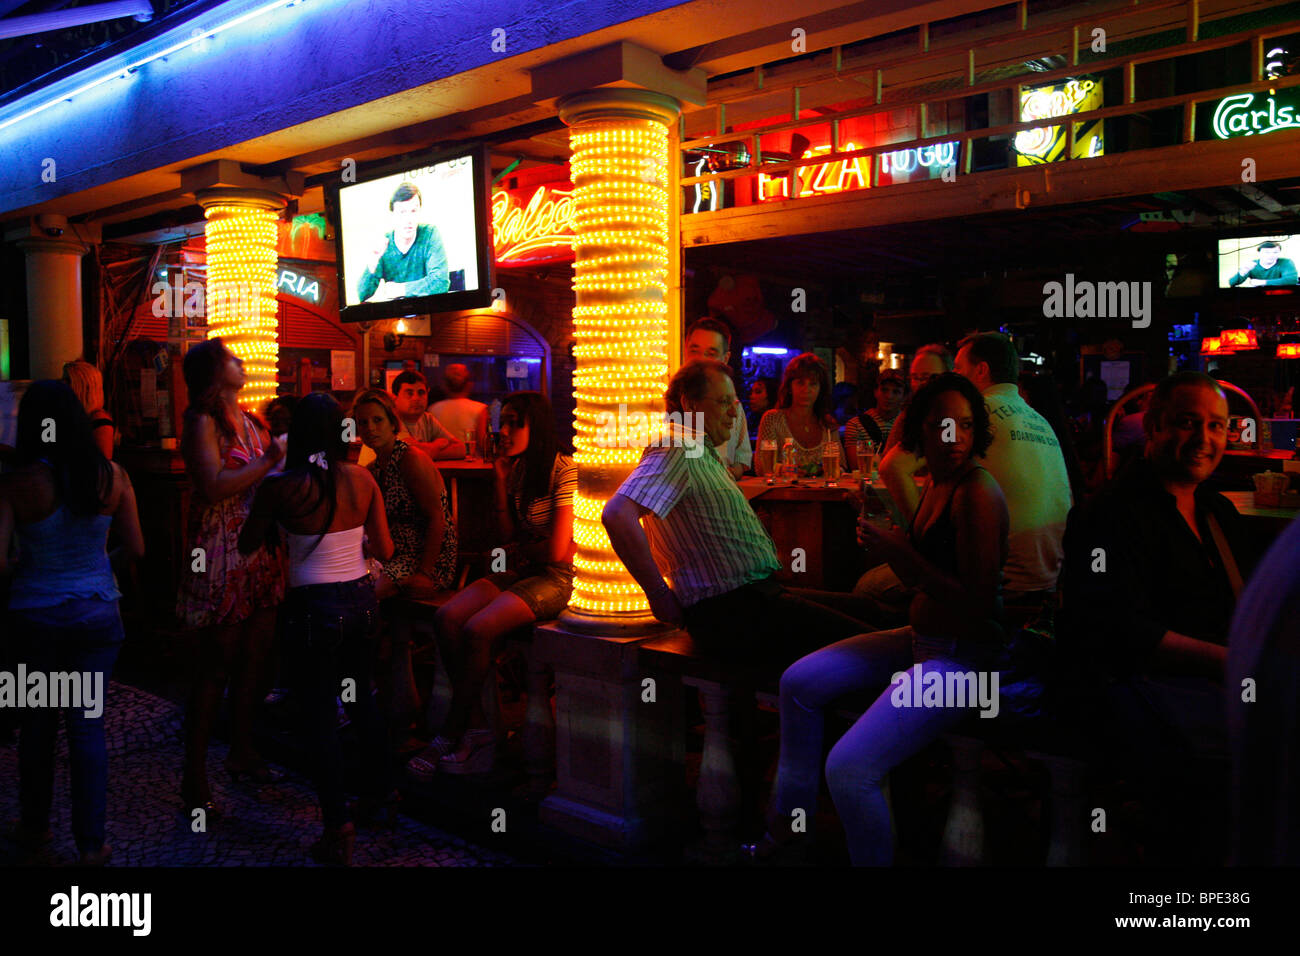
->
<box><xmin>384</xmin><ymin>594</ymin><xmax>556</xmax><ymax>792</ymax></box>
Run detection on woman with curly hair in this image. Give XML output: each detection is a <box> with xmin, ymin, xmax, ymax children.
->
<box><xmin>176</xmin><ymin>339</ymin><xmax>287</xmax><ymax>815</ymax></box>
<box><xmin>753</xmin><ymin>374</ymin><xmax>1009</xmax><ymax>865</ymax></box>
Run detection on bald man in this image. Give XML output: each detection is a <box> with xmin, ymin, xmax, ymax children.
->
<box><xmin>430</xmin><ymin>363</ymin><xmax>488</xmax><ymax>455</ymax></box>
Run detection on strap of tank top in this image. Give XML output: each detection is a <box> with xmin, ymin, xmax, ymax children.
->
<box><xmin>938</xmin><ymin>465</ymin><xmax>984</xmax><ymax>523</ymax></box>
<box><xmin>239</xmin><ymin>411</ymin><xmax>264</xmax><ymax>457</ymax></box>
<box><xmin>908</xmin><ymin>466</ymin><xmax>982</xmax><ymax>541</ymax></box>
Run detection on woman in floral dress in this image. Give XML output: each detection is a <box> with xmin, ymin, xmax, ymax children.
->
<box><xmin>176</xmin><ymin>339</ymin><xmax>287</xmax><ymax>814</ymax></box>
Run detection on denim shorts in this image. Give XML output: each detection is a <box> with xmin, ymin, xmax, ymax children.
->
<box><xmin>483</xmin><ymin>563</ymin><xmax>574</xmax><ymax>620</ymax></box>
<box><xmin>280</xmin><ymin>575</ymin><xmax>379</xmax><ymax>651</ymax></box>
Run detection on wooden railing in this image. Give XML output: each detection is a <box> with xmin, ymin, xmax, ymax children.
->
<box><xmin>679</xmin><ymin>0</ymin><xmax>1300</xmax><ymax>207</ymax></box>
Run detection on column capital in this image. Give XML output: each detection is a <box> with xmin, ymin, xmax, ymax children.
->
<box><xmin>557</xmin><ymin>89</ymin><xmax>682</xmax><ymax>128</ymax></box>
<box><xmin>195</xmin><ymin>187</ymin><xmax>289</xmax><ymax>212</ymax></box>
<box><xmin>14</xmin><ymin>235</ymin><xmax>90</xmax><ymax>257</ymax></box>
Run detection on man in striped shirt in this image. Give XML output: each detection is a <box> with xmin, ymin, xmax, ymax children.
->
<box><xmin>603</xmin><ymin>360</ymin><xmax>863</xmax><ymax>670</ymax></box>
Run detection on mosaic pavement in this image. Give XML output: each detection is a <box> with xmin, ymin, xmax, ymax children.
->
<box><xmin>0</xmin><ymin>681</ymin><xmax>518</xmax><ymax>867</ymax></box>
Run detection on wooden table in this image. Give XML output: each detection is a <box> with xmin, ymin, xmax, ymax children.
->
<box><xmin>736</xmin><ymin>476</ymin><xmax>872</xmax><ymax>590</ymax></box>
<box><xmin>434</xmin><ymin>459</ymin><xmax>496</xmax><ymax>577</ymax></box>
<box><xmin>1222</xmin><ymin>490</ymin><xmax>1298</xmax><ymax>565</ymax></box>
<box><xmin>1223</xmin><ymin>491</ymin><xmax>1300</xmax><ymax>522</ymax></box>
<box><xmin>435</xmin><ymin>458</ymin><xmax>494</xmax><ymax>525</ymax></box>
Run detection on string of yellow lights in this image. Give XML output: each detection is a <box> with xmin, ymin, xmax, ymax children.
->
<box><xmin>566</xmin><ymin>114</ymin><xmax>671</xmax><ymax>617</ymax></box>
<box><xmin>203</xmin><ymin>202</ymin><xmax>279</xmax><ymax>411</ymax></box>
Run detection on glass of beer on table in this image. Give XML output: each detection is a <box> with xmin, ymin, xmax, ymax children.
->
<box><xmin>759</xmin><ymin>439</ymin><xmax>777</xmax><ymax>485</ymax></box>
<box><xmin>856</xmin><ymin>438</ymin><xmax>875</xmax><ymax>479</ymax></box>
<box><xmin>822</xmin><ymin>444</ymin><xmax>842</xmax><ymax>486</ymax></box>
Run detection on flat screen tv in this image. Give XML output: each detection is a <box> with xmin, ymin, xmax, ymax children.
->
<box><xmin>1217</xmin><ymin>234</ymin><xmax>1300</xmax><ymax>289</ymax></box>
<box><xmin>329</xmin><ymin>144</ymin><xmax>493</xmax><ymax>322</ymax></box>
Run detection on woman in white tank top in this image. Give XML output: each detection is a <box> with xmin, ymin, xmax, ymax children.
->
<box><xmin>239</xmin><ymin>393</ymin><xmax>393</xmax><ymax>865</ymax></box>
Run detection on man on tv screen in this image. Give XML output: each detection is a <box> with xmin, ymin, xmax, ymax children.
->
<box><xmin>1228</xmin><ymin>240</ymin><xmax>1298</xmax><ymax>288</ymax></box>
<box><xmin>357</xmin><ymin>182</ymin><xmax>449</xmax><ymax>302</ymax></box>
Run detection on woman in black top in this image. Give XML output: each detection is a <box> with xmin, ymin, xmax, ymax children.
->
<box><xmin>755</xmin><ymin>374</ymin><xmax>1009</xmax><ymax>865</ymax></box>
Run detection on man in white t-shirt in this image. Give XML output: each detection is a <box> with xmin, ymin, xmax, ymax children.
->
<box><xmin>880</xmin><ymin>331</ymin><xmax>1072</xmax><ymax>598</ymax></box>
<box><xmin>683</xmin><ymin>317</ymin><xmax>751</xmax><ymax>480</ymax></box>
<box><xmin>430</xmin><ymin>363</ymin><xmax>488</xmax><ymax>454</ymax></box>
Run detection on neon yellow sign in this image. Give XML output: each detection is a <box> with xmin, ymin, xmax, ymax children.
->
<box><xmin>1016</xmin><ymin>79</ymin><xmax>1103</xmax><ymax>165</ymax></box>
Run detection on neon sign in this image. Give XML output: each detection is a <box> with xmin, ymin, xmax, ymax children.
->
<box><xmin>276</xmin><ymin>267</ymin><xmax>321</xmax><ymax>303</ymax></box>
<box><xmin>491</xmin><ymin>184</ymin><xmax>576</xmax><ymax>265</ymax></box>
<box><xmin>880</xmin><ymin>141</ymin><xmax>958</xmax><ymax>175</ymax></box>
<box><xmin>1212</xmin><ymin>91</ymin><xmax>1300</xmax><ymax>139</ymax></box>
<box><xmin>1016</xmin><ymin>78</ymin><xmax>1103</xmax><ymax>165</ymax></box>
<box><xmin>758</xmin><ymin>142</ymin><xmax>869</xmax><ymax>201</ymax></box>
<box><xmin>691</xmin><ymin>156</ymin><xmax>722</xmax><ymax>213</ymax></box>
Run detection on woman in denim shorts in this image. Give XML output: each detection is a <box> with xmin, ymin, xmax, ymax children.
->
<box><xmin>239</xmin><ymin>393</ymin><xmax>394</xmax><ymax>865</ymax></box>
<box><xmin>408</xmin><ymin>391</ymin><xmax>575</xmax><ymax>777</ymax></box>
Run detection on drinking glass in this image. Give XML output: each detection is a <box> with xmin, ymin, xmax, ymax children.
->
<box><xmin>822</xmin><ymin>447</ymin><xmax>842</xmax><ymax>486</ymax></box>
<box><xmin>856</xmin><ymin>438</ymin><xmax>875</xmax><ymax>480</ymax></box>
<box><xmin>759</xmin><ymin>439</ymin><xmax>777</xmax><ymax>484</ymax></box>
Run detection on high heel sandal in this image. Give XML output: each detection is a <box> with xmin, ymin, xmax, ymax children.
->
<box><xmin>438</xmin><ymin>729</ymin><xmax>495</xmax><ymax>776</ymax></box>
<box><xmin>310</xmin><ymin>822</ymin><xmax>356</xmax><ymax>866</ymax></box>
<box><xmin>406</xmin><ymin>736</ymin><xmax>458</xmax><ymax>781</ymax></box>
<box><xmin>179</xmin><ymin>777</ymin><xmax>224</xmax><ymax>819</ymax></box>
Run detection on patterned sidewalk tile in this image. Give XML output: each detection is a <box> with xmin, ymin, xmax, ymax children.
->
<box><xmin>0</xmin><ymin>680</ymin><xmax>518</xmax><ymax>867</ymax></box>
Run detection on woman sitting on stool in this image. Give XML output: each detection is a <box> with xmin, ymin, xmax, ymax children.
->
<box><xmin>408</xmin><ymin>391</ymin><xmax>575</xmax><ymax>777</ymax></box>
<box><xmin>755</xmin><ymin>374</ymin><xmax>1008</xmax><ymax>865</ymax></box>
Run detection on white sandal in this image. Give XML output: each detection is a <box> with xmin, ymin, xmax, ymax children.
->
<box><xmin>406</xmin><ymin>736</ymin><xmax>458</xmax><ymax>780</ymax></box>
<box><xmin>438</xmin><ymin>729</ymin><xmax>495</xmax><ymax>775</ymax></box>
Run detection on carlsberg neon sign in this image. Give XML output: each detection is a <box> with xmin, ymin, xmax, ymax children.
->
<box><xmin>1212</xmin><ymin>91</ymin><xmax>1300</xmax><ymax>139</ymax></box>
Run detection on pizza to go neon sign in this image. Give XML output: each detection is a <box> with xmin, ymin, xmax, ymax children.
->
<box><xmin>492</xmin><ymin>185</ymin><xmax>575</xmax><ymax>265</ymax></box>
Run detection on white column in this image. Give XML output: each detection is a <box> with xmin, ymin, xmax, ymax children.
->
<box><xmin>17</xmin><ymin>234</ymin><xmax>89</xmax><ymax>380</ymax></box>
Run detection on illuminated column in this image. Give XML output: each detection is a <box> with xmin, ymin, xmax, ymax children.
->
<box><xmin>559</xmin><ymin>90</ymin><xmax>680</xmax><ymax>629</ymax></box>
<box><xmin>197</xmin><ymin>188</ymin><xmax>284</xmax><ymax>411</ymax></box>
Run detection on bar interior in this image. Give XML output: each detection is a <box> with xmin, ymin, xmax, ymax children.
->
<box><xmin>1</xmin><ymin>0</ymin><xmax>1299</xmax><ymax>871</ymax></box>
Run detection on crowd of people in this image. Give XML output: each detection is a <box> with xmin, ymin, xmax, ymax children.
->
<box><xmin>0</xmin><ymin>343</ymin><xmax>572</xmax><ymax>866</ymax></box>
<box><xmin>1</xmin><ymin>322</ymin><xmax>1296</xmax><ymax>866</ymax></box>
<box><xmin>602</xmin><ymin>327</ymin><xmax>1296</xmax><ymax>866</ymax></box>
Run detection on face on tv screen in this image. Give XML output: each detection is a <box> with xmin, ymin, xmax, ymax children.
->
<box><xmin>1218</xmin><ymin>235</ymin><xmax>1300</xmax><ymax>289</ymax></box>
<box><xmin>337</xmin><ymin>153</ymin><xmax>484</xmax><ymax>313</ymax></box>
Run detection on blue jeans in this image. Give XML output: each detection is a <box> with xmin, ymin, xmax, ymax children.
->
<box><xmin>10</xmin><ymin>598</ymin><xmax>124</xmax><ymax>855</ymax></box>
<box><xmin>773</xmin><ymin>626</ymin><xmax>999</xmax><ymax>866</ymax></box>
<box><xmin>281</xmin><ymin>576</ymin><xmax>388</xmax><ymax>829</ymax></box>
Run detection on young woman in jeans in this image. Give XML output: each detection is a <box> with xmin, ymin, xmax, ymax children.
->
<box><xmin>0</xmin><ymin>380</ymin><xmax>144</xmax><ymax>865</ymax></box>
<box><xmin>239</xmin><ymin>392</ymin><xmax>393</xmax><ymax>865</ymax></box>
<box><xmin>757</xmin><ymin>373</ymin><xmax>1009</xmax><ymax>865</ymax></box>
<box><xmin>408</xmin><ymin>391</ymin><xmax>575</xmax><ymax>777</ymax></box>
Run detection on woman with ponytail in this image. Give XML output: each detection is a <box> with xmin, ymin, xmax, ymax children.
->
<box><xmin>239</xmin><ymin>392</ymin><xmax>394</xmax><ymax>865</ymax></box>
